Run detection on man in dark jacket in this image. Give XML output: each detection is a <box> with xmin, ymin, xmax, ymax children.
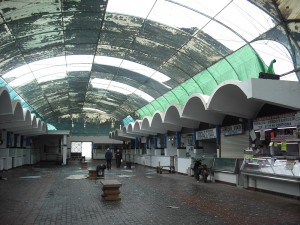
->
<box><xmin>105</xmin><ymin>148</ymin><xmax>113</xmax><ymax>170</ymax></box>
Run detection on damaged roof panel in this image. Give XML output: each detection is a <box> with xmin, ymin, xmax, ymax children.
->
<box><xmin>0</xmin><ymin>0</ymin><xmax>298</xmax><ymax>135</ymax></box>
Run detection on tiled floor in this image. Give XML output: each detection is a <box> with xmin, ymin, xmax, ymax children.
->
<box><xmin>0</xmin><ymin>159</ymin><xmax>299</xmax><ymax>225</ymax></box>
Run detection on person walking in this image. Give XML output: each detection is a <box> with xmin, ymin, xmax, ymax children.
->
<box><xmin>105</xmin><ymin>148</ymin><xmax>113</xmax><ymax>170</ymax></box>
<box><xmin>115</xmin><ymin>149</ymin><xmax>122</xmax><ymax>168</ymax></box>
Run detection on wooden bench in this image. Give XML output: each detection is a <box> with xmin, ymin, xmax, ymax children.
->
<box><xmin>100</xmin><ymin>180</ymin><xmax>122</xmax><ymax>201</ymax></box>
<box><xmin>88</xmin><ymin>169</ymin><xmax>98</xmax><ymax>180</ymax></box>
<box><xmin>88</xmin><ymin>168</ymin><xmax>104</xmax><ymax>180</ymax></box>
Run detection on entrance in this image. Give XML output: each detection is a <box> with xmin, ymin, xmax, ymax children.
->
<box><xmin>71</xmin><ymin>142</ymin><xmax>92</xmax><ymax>160</ymax></box>
<box><xmin>82</xmin><ymin>142</ymin><xmax>92</xmax><ymax>159</ymax></box>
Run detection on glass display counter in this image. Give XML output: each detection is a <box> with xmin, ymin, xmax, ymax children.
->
<box><xmin>240</xmin><ymin>157</ymin><xmax>300</xmax><ymax>197</ymax></box>
<box><xmin>212</xmin><ymin>158</ymin><xmax>238</xmax><ymax>173</ymax></box>
<box><xmin>241</xmin><ymin>157</ymin><xmax>300</xmax><ymax>179</ymax></box>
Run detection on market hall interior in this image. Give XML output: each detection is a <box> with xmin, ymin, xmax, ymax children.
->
<box><xmin>0</xmin><ymin>0</ymin><xmax>300</xmax><ymax>224</ymax></box>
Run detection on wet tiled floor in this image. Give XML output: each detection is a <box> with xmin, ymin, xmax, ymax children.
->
<box><xmin>0</xmin><ymin>160</ymin><xmax>299</xmax><ymax>225</ymax></box>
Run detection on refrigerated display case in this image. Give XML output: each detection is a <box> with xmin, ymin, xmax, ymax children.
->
<box><xmin>240</xmin><ymin>156</ymin><xmax>300</xmax><ymax>197</ymax></box>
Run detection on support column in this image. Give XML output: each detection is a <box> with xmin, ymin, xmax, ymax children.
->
<box><xmin>154</xmin><ymin>136</ymin><xmax>158</xmax><ymax>149</ymax></box>
<box><xmin>62</xmin><ymin>134</ymin><xmax>67</xmax><ymax>165</ymax></box>
<box><xmin>216</xmin><ymin>125</ymin><xmax>221</xmax><ymax>158</ymax></box>
<box><xmin>248</xmin><ymin>119</ymin><xmax>254</xmax><ymax>148</ymax></box>
<box><xmin>164</xmin><ymin>134</ymin><xmax>167</xmax><ymax>148</ymax></box>
<box><xmin>193</xmin><ymin>129</ymin><xmax>197</xmax><ymax>146</ymax></box>
<box><xmin>146</xmin><ymin>136</ymin><xmax>150</xmax><ymax>149</ymax></box>
<box><xmin>176</xmin><ymin>131</ymin><xmax>181</xmax><ymax>147</ymax></box>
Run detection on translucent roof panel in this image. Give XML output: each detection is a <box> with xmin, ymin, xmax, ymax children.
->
<box><xmin>0</xmin><ymin>0</ymin><xmax>298</xmax><ymax>135</ymax></box>
<box><xmin>215</xmin><ymin>0</ymin><xmax>275</xmax><ymax>42</ymax></box>
<box><xmin>137</xmin><ymin>44</ymin><xmax>269</xmax><ymax>118</ymax></box>
<box><xmin>251</xmin><ymin>40</ymin><xmax>298</xmax><ymax>81</ymax></box>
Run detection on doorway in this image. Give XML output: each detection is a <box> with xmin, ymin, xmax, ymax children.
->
<box><xmin>71</xmin><ymin>141</ymin><xmax>93</xmax><ymax>160</ymax></box>
<box><xmin>82</xmin><ymin>142</ymin><xmax>92</xmax><ymax>159</ymax></box>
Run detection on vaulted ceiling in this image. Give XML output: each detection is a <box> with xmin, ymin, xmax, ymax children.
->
<box><xmin>0</xmin><ymin>0</ymin><xmax>299</xmax><ymax>135</ymax></box>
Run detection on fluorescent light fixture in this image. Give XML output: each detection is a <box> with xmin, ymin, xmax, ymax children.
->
<box><xmin>255</xmin><ymin>129</ymin><xmax>272</xmax><ymax>132</ymax></box>
<box><xmin>91</xmin><ymin>78</ymin><xmax>154</xmax><ymax>102</ymax></box>
<box><xmin>264</xmin><ymin>129</ymin><xmax>273</xmax><ymax>131</ymax></box>
<box><xmin>83</xmin><ymin>107</ymin><xmax>107</xmax><ymax>114</ymax></box>
<box><xmin>277</xmin><ymin>126</ymin><xmax>296</xmax><ymax>130</ymax></box>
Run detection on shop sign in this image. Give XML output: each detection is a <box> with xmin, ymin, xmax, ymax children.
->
<box><xmin>253</xmin><ymin>113</ymin><xmax>296</xmax><ymax>130</ymax></box>
<box><xmin>221</xmin><ymin>124</ymin><xmax>243</xmax><ymax>136</ymax></box>
<box><xmin>196</xmin><ymin>128</ymin><xmax>216</xmax><ymax>140</ymax></box>
<box><xmin>271</xmin><ymin>134</ymin><xmax>294</xmax><ymax>142</ymax></box>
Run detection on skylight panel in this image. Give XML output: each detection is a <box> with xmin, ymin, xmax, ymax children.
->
<box><xmin>37</xmin><ymin>73</ymin><xmax>66</xmax><ymax>84</ymax></box>
<box><xmin>29</xmin><ymin>56</ymin><xmax>66</xmax><ymax>71</ymax></box>
<box><xmin>94</xmin><ymin>56</ymin><xmax>170</xmax><ymax>83</ymax></box>
<box><xmin>2</xmin><ymin>64</ymin><xmax>31</xmax><ymax>79</ymax></box>
<box><xmin>135</xmin><ymin>89</ymin><xmax>154</xmax><ymax>102</ymax></box>
<box><xmin>171</xmin><ymin>0</ymin><xmax>232</xmax><ymax>18</ymax></box>
<box><xmin>9</xmin><ymin>74</ymin><xmax>35</xmax><ymax>87</ymax></box>
<box><xmin>121</xmin><ymin>60</ymin><xmax>170</xmax><ymax>82</ymax></box>
<box><xmin>202</xmin><ymin>20</ymin><xmax>246</xmax><ymax>50</ymax></box>
<box><xmin>251</xmin><ymin>40</ymin><xmax>297</xmax><ymax>81</ymax></box>
<box><xmin>91</xmin><ymin>78</ymin><xmax>154</xmax><ymax>102</ymax></box>
<box><xmin>148</xmin><ymin>0</ymin><xmax>210</xmax><ymax>30</ymax></box>
<box><xmin>67</xmin><ymin>64</ymin><xmax>92</xmax><ymax>72</ymax></box>
<box><xmin>83</xmin><ymin>107</ymin><xmax>107</xmax><ymax>114</ymax></box>
<box><xmin>33</xmin><ymin>65</ymin><xmax>66</xmax><ymax>78</ymax></box>
<box><xmin>215</xmin><ymin>0</ymin><xmax>275</xmax><ymax>42</ymax></box>
<box><xmin>66</xmin><ymin>55</ymin><xmax>94</xmax><ymax>64</ymax></box>
<box><xmin>106</xmin><ymin>0</ymin><xmax>156</xmax><ymax>18</ymax></box>
<box><xmin>94</xmin><ymin>56</ymin><xmax>122</xmax><ymax>67</ymax></box>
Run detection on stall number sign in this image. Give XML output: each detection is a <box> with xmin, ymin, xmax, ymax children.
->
<box><xmin>196</xmin><ymin>128</ymin><xmax>216</xmax><ymax>140</ymax></box>
<box><xmin>253</xmin><ymin>113</ymin><xmax>296</xmax><ymax>130</ymax></box>
<box><xmin>221</xmin><ymin>124</ymin><xmax>243</xmax><ymax>136</ymax></box>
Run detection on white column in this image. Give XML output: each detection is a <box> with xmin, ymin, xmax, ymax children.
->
<box><xmin>154</xmin><ymin>149</ymin><xmax>161</xmax><ymax>156</ymax></box>
<box><xmin>63</xmin><ymin>134</ymin><xmax>67</xmax><ymax>165</ymax></box>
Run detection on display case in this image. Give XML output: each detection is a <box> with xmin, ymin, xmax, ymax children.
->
<box><xmin>240</xmin><ymin>156</ymin><xmax>300</xmax><ymax>197</ymax></box>
<box><xmin>211</xmin><ymin>158</ymin><xmax>241</xmax><ymax>185</ymax></box>
<box><xmin>241</xmin><ymin>157</ymin><xmax>300</xmax><ymax>179</ymax></box>
<box><xmin>212</xmin><ymin>158</ymin><xmax>239</xmax><ymax>173</ymax></box>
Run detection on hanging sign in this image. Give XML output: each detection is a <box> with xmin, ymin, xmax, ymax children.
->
<box><xmin>253</xmin><ymin>113</ymin><xmax>296</xmax><ymax>130</ymax></box>
<box><xmin>221</xmin><ymin>124</ymin><xmax>243</xmax><ymax>136</ymax></box>
<box><xmin>196</xmin><ymin>128</ymin><xmax>216</xmax><ymax>140</ymax></box>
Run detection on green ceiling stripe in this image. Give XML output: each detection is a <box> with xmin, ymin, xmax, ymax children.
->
<box><xmin>135</xmin><ymin>44</ymin><xmax>269</xmax><ymax>119</ymax></box>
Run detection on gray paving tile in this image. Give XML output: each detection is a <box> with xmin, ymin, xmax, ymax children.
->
<box><xmin>0</xmin><ymin>160</ymin><xmax>299</xmax><ymax>225</ymax></box>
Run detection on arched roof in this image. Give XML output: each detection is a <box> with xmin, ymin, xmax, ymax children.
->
<box><xmin>0</xmin><ymin>0</ymin><xmax>299</xmax><ymax>135</ymax></box>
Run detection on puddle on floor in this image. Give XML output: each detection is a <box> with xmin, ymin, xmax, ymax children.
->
<box><xmin>118</xmin><ymin>175</ymin><xmax>135</xmax><ymax>178</ymax></box>
<box><xmin>20</xmin><ymin>176</ymin><xmax>41</xmax><ymax>179</ymax></box>
<box><xmin>65</xmin><ymin>174</ymin><xmax>88</xmax><ymax>179</ymax></box>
